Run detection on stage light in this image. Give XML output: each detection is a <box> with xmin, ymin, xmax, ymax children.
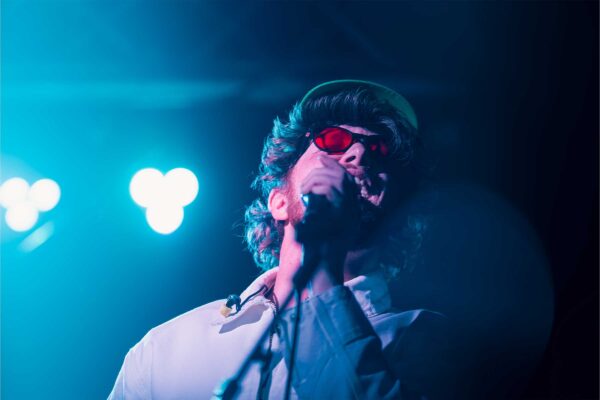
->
<box><xmin>164</xmin><ymin>168</ymin><xmax>198</xmax><ymax>206</ymax></box>
<box><xmin>29</xmin><ymin>179</ymin><xmax>61</xmax><ymax>211</ymax></box>
<box><xmin>130</xmin><ymin>168</ymin><xmax>163</xmax><ymax>207</ymax></box>
<box><xmin>1</xmin><ymin>176</ymin><xmax>61</xmax><ymax>233</ymax></box>
<box><xmin>0</xmin><ymin>177</ymin><xmax>29</xmax><ymax>209</ymax></box>
<box><xmin>5</xmin><ymin>202</ymin><xmax>39</xmax><ymax>232</ymax></box>
<box><xmin>130</xmin><ymin>167</ymin><xmax>198</xmax><ymax>234</ymax></box>
<box><xmin>146</xmin><ymin>204</ymin><xmax>184</xmax><ymax>234</ymax></box>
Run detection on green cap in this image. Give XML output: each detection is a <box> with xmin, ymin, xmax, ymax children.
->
<box><xmin>299</xmin><ymin>79</ymin><xmax>418</xmax><ymax>130</ymax></box>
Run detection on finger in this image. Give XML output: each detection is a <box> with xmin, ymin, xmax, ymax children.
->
<box><xmin>303</xmin><ymin>166</ymin><xmax>342</xmax><ymax>179</ymax></box>
<box><xmin>318</xmin><ymin>154</ymin><xmax>344</xmax><ymax>170</ymax></box>
<box><xmin>318</xmin><ymin>155</ymin><xmax>358</xmax><ymax>186</ymax></box>
<box><xmin>303</xmin><ymin>184</ymin><xmax>342</xmax><ymax>204</ymax></box>
<box><xmin>301</xmin><ymin>167</ymin><xmax>345</xmax><ymax>188</ymax></box>
<box><xmin>301</xmin><ymin>178</ymin><xmax>343</xmax><ymax>199</ymax></box>
<box><xmin>301</xmin><ymin>173</ymin><xmax>344</xmax><ymax>196</ymax></box>
<box><xmin>300</xmin><ymin>170</ymin><xmax>344</xmax><ymax>194</ymax></box>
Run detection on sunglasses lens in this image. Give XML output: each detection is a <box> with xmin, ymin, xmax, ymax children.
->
<box><xmin>315</xmin><ymin>127</ymin><xmax>353</xmax><ymax>153</ymax></box>
<box><xmin>314</xmin><ymin>127</ymin><xmax>390</xmax><ymax>158</ymax></box>
<box><xmin>371</xmin><ymin>139</ymin><xmax>390</xmax><ymax>157</ymax></box>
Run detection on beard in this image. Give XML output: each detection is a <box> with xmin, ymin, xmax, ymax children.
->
<box><xmin>352</xmin><ymin>196</ymin><xmax>386</xmax><ymax>249</ymax></box>
<box><xmin>287</xmin><ymin>193</ymin><xmax>305</xmax><ymax>226</ymax></box>
<box><xmin>287</xmin><ymin>189</ymin><xmax>386</xmax><ymax>250</ymax></box>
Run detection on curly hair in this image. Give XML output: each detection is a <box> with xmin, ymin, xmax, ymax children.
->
<box><xmin>244</xmin><ymin>87</ymin><xmax>424</xmax><ymax>274</ymax></box>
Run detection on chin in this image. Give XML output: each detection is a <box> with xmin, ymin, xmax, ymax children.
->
<box><xmin>352</xmin><ymin>197</ymin><xmax>387</xmax><ymax>249</ymax></box>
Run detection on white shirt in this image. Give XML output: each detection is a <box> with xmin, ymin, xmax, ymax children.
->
<box><xmin>108</xmin><ymin>268</ymin><xmax>446</xmax><ymax>399</ymax></box>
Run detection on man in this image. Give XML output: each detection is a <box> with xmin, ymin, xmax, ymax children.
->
<box><xmin>109</xmin><ymin>80</ymin><xmax>449</xmax><ymax>399</ymax></box>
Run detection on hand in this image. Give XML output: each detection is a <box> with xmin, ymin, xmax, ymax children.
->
<box><xmin>299</xmin><ymin>154</ymin><xmax>360</xmax><ymax>234</ymax></box>
<box><xmin>297</xmin><ymin>155</ymin><xmax>360</xmax><ymax>287</ymax></box>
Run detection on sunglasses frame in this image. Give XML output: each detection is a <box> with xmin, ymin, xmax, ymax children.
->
<box><xmin>310</xmin><ymin>126</ymin><xmax>390</xmax><ymax>157</ymax></box>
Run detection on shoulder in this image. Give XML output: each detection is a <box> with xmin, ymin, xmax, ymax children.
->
<box><xmin>127</xmin><ymin>298</ymin><xmax>225</xmax><ymax>362</ymax></box>
<box><xmin>147</xmin><ymin>299</ymin><xmax>223</xmax><ymax>340</ymax></box>
<box><xmin>369</xmin><ymin>308</ymin><xmax>449</xmax><ymax>350</ymax></box>
<box><xmin>109</xmin><ymin>299</ymin><xmax>227</xmax><ymax>399</ymax></box>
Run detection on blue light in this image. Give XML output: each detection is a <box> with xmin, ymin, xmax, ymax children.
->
<box><xmin>18</xmin><ymin>222</ymin><xmax>55</xmax><ymax>252</ymax></box>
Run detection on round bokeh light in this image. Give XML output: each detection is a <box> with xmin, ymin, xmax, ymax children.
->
<box><xmin>0</xmin><ymin>177</ymin><xmax>30</xmax><ymax>209</ymax></box>
<box><xmin>5</xmin><ymin>202</ymin><xmax>39</xmax><ymax>232</ymax></box>
<box><xmin>145</xmin><ymin>205</ymin><xmax>184</xmax><ymax>234</ymax></box>
<box><xmin>29</xmin><ymin>179</ymin><xmax>61</xmax><ymax>211</ymax></box>
<box><xmin>130</xmin><ymin>168</ymin><xmax>164</xmax><ymax>208</ymax></box>
<box><xmin>164</xmin><ymin>168</ymin><xmax>198</xmax><ymax>206</ymax></box>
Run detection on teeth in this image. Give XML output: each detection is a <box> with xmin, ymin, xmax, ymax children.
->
<box><xmin>360</xmin><ymin>185</ymin><xmax>369</xmax><ymax>198</ymax></box>
<box><xmin>354</xmin><ymin>175</ymin><xmax>373</xmax><ymax>200</ymax></box>
<box><xmin>353</xmin><ymin>176</ymin><xmax>370</xmax><ymax>188</ymax></box>
<box><xmin>351</xmin><ymin>174</ymin><xmax>385</xmax><ymax>206</ymax></box>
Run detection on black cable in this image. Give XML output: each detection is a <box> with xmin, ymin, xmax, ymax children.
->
<box><xmin>284</xmin><ymin>289</ymin><xmax>302</xmax><ymax>400</ymax></box>
<box><xmin>227</xmin><ymin>285</ymin><xmax>266</xmax><ymax>316</ymax></box>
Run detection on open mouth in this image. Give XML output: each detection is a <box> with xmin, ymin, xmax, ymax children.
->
<box><xmin>354</xmin><ymin>174</ymin><xmax>387</xmax><ymax>206</ymax></box>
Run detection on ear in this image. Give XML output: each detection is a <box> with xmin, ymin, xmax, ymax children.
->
<box><xmin>268</xmin><ymin>188</ymin><xmax>289</xmax><ymax>221</ymax></box>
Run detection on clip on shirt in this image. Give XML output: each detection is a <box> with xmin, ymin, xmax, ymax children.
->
<box><xmin>220</xmin><ymin>294</ymin><xmax>242</xmax><ymax>317</ymax></box>
<box><xmin>220</xmin><ymin>285</ymin><xmax>271</xmax><ymax>318</ymax></box>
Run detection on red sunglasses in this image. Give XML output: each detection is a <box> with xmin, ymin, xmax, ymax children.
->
<box><xmin>311</xmin><ymin>126</ymin><xmax>390</xmax><ymax>157</ymax></box>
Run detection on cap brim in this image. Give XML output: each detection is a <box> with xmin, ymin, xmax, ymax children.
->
<box><xmin>299</xmin><ymin>79</ymin><xmax>418</xmax><ymax>130</ymax></box>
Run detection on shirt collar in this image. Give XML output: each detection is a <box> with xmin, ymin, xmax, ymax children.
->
<box><xmin>213</xmin><ymin>267</ymin><xmax>391</xmax><ymax>326</ymax></box>
<box><xmin>344</xmin><ymin>272</ymin><xmax>392</xmax><ymax>317</ymax></box>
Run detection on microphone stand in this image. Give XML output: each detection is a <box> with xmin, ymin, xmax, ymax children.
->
<box><xmin>212</xmin><ymin>220</ymin><xmax>328</xmax><ymax>400</ymax></box>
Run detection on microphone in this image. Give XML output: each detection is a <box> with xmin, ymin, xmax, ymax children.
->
<box><xmin>297</xmin><ymin>193</ymin><xmax>334</xmax><ymax>243</ymax></box>
<box><xmin>301</xmin><ymin>192</ymin><xmax>330</xmax><ymax>214</ymax></box>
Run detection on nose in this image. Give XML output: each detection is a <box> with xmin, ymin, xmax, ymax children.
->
<box><xmin>339</xmin><ymin>141</ymin><xmax>367</xmax><ymax>168</ymax></box>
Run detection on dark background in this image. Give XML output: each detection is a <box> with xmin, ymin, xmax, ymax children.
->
<box><xmin>1</xmin><ymin>2</ymin><xmax>597</xmax><ymax>399</ymax></box>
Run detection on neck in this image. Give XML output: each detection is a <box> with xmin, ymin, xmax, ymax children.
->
<box><xmin>271</xmin><ymin>224</ymin><xmax>378</xmax><ymax>308</ymax></box>
<box><xmin>272</xmin><ymin>224</ymin><xmax>305</xmax><ymax>306</ymax></box>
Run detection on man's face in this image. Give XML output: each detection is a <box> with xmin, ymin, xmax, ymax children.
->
<box><xmin>285</xmin><ymin>125</ymin><xmax>391</xmax><ymax>229</ymax></box>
